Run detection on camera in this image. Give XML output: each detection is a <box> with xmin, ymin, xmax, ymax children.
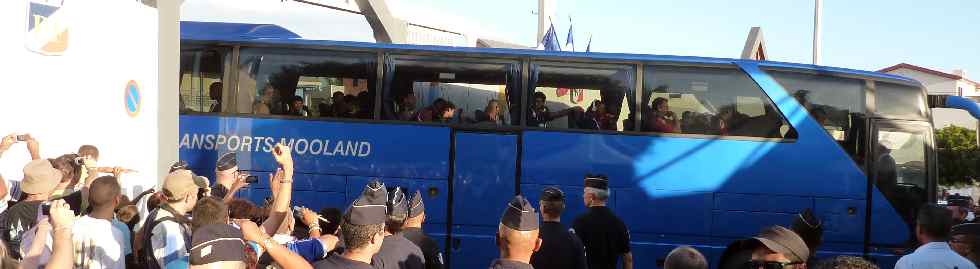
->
<box><xmin>245</xmin><ymin>175</ymin><xmax>258</xmax><ymax>184</ymax></box>
<box><xmin>41</xmin><ymin>203</ymin><xmax>51</xmax><ymax>216</ymax></box>
<box><xmin>15</xmin><ymin>134</ymin><xmax>29</xmax><ymax>141</ymax></box>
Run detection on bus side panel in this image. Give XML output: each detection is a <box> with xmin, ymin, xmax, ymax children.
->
<box><xmin>178</xmin><ymin>115</ymin><xmax>451</xmax><ymax>179</ymax></box>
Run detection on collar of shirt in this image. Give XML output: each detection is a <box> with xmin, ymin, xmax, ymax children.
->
<box><xmin>914</xmin><ymin>242</ymin><xmax>953</xmax><ymax>253</ymax></box>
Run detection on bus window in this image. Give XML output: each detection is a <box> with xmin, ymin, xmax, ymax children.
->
<box><xmin>179</xmin><ymin>49</ymin><xmax>225</xmax><ymax>113</ymax></box>
<box><xmin>643</xmin><ymin>66</ymin><xmax>795</xmax><ymax>138</ymax></box>
<box><xmin>768</xmin><ymin>71</ymin><xmax>867</xmax><ymax>164</ymax></box>
<box><xmin>237</xmin><ymin>48</ymin><xmax>377</xmax><ymax>119</ymax></box>
<box><xmin>382</xmin><ymin>56</ymin><xmax>521</xmax><ymax>126</ymax></box>
<box><xmin>875</xmin><ymin>82</ymin><xmax>928</xmax><ymax>120</ymax></box>
<box><xmin>874</xmin><ymin>126</ymin><xmax>930</xmax><ymax>240</ymax></box>
<box><xmin>529</xmin><ymin>63</ymin><xmax>635</xmax><ymax>131</ymax></box>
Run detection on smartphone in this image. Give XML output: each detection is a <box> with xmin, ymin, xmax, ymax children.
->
<box><xmin>41</xmin><ymin>203</ymin><xmax>51</xmax><ymax>216</ymax></box>
<box><xmin>16</xmin><ymin>134</ymin><xmax>29</xmax><ymax>141</ymax></box>
<box><xmin>245</xmin><ymin>175</ymin><xmax>258</xmax><ymax>184</ymax></box>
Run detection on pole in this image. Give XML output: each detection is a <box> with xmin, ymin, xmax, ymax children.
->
<box><xmin>812</xmin><ymin>0</ymin><xmax>822</xmax><ymax>65</ymax></box>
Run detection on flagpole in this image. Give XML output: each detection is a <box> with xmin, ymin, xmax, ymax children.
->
<box><xmin>569</xmin><ymin>16</ymin><xmax>575</xmax><ymax>52</ymax></box>
<box><xmin>812</xmin><ymin>0</ymin><xmax>822</xmax><ymax>65</ymax></box>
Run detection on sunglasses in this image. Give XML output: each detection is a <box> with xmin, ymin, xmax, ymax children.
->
<box><xmin>744</xmin><ymin>261</ymin><xmax>803</xmax><ymax>269</ymax></box>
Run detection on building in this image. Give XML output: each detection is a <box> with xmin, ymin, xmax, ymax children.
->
<box><xmin>880</xmin><ymin>63</ymin><xmax>979</xmax><ymax>130</ymax></box>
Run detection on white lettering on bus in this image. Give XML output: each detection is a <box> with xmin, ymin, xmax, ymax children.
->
<box><xmin>178</xmin><ymin>133</ymin><xmax>373</xmax><ymax>158</ymax></box>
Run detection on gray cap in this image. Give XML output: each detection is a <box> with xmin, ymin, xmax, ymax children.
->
<box><xmin>501</xmin><ymin>195</ymin><xmax>539</xmax><ymax>231</ymax></box>
<box><xmin>408</xmin><ymin>190</ymin><xmax>425</xmax><ymax>218</ymax></box>
<box><xmin>345</xmin><ymin>179</ymin><xmax>388</xmax><ymax>225</ymax></box>
<box><xmin>752</xmin><ymin>226</ymin><xmax>810</xmax><ymax>263</ymax></box>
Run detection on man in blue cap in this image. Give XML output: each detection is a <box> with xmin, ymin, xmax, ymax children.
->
<box><xmin>315</xmin><ymin>180</ymin><xmax>388</xmax><ymax>269</ymax></box>
<box><xmin>375</xmin><ymin>187</ymin><xmax>425</xmax><ymax>269</ymax></box>
<box><xmin>489</xmin><ymin>195</ymin><xmax>542</xmax><ymax>269</ymax></box>
<box><xmin>402</xmin><ymin>190</ymin><xmax>444</xmax><ymax>269</ymax></box>
<box><xmin>530</xmin><ymin>186</ymin><xmax>587</xmax><ymax>269</ymax></box>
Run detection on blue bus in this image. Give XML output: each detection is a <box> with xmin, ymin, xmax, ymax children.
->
<box><xmin>177</xmin><ymin>21</ymin><xmax>980</xmax><ymax>268</ymax></box>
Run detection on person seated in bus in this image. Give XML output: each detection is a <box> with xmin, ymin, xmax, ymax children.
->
<box><xmin>209</xmin><ymin>82</ymin><xmax>223</xmax><ymax>113</ymax></box>
<box><xmin>475</xmin><ymin>99</ymin><xmax>504</xmax><ymax>126</ymax></box>
<box><xmin>416</xmin><ymin>100</ymin><xmax>458</xmax><ymax>123</ymax></box>
<box><xmin>579</xmin><ymin>99</ymin><xmax>616</xmax><ymax>130</ymax></box>
<box><xmin>395</xmin><ymin>93</ymin><xmax>418</xmax><ymax>121</ymax></box>
<box><xmin>286</xmin><ymin>96</ymin><xmax>310</xmax><ymax>117</ymax></box>
<box><xmin>253</xmin><ymin>85</ymin><xmax>283</xmax><ymax>115</ymax></box>
<box><xmin>354</xmin><ymin>91</ymin><xmax>374</xmax><ymax>119</ymax></box>
<box><xmin>643</xmin><ymin>97</ymin><xmax>681</xmax><ymax>133</ymax></box>
<box><xmin>319</xmin><ymin>92</ymin><xmax>346</xmax><ymax>118</ymax></box>
<box><xmin>343</xmin><ymin>94</ymin><xmax>358</xmax><ymax>117</ymax></box>
<box><xmin>528</xmin><ymin>92</ymin><xmax>583</xmax><ymax>128</ymax></box>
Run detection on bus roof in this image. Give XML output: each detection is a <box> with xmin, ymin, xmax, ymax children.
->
<box><xmin>180</xmin><ymin>21</ymin><xmax>917</xmax><ymax>84</ymax></box>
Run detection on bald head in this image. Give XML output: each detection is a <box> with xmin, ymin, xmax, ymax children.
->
<box><xmin>496</xmin><ymin>223</ymin><xmax>541</xmax><ymax>261</ymax></box>
<box><xmin>665</xmin><ymin>246</ymin><xmax>708</xmax><ymax>269</ymax></box>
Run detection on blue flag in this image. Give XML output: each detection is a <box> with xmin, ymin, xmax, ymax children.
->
<box><xmin>541</xmin><ymin>22</ymin><xmax>561</xmax><ymax>51</ymax></box>
<box><xmin>565</xmin><ymin>18</ymin><xmax>574</xmax><ymax>51</ymax></box>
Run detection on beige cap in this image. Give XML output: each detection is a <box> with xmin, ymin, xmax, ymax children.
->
<box><xmin>164</xmin><ymin>170</ymin><xmax>198</xmax><ymax>201</ymax></box>
<box><xmin>22</xmin><ymin>159</ymin><xmax>63</xmax><ymax>195</ymax></box>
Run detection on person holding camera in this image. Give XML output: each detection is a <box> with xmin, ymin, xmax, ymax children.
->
<box><xmin>212</xmin><ymin>152</ymin><xmax>254</xmax><ymax>202</ymax></box>
<box><xmin>0</xmin><ymin>159</ymin><xmax>63</xmax><ymax>259</ymax></box>
<box><xmin>647</xmin><ymin>97</ymin><xmax>681</xmax><ymax>133</ymax></box>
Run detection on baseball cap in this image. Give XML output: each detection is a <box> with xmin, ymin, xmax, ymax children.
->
<box><xmin>22</xmin><ymin>159</ymin><xmax>63</xmax><ymax>195</ymax></box>
<box><xmin>751</xmin><ymin>226</ymin><xmax>810</xmax><ymax>263</ymax></box>
<box><xmin>163</xmin><ymin>170</ymin><xmax>199</xmax><ymax>201</ymax></box>
<box><xmin>190</xmin><ymin>224</ymin><xmax>247</xmax><ymax>265</ymax></box>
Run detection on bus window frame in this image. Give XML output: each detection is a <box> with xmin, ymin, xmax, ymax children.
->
<box><xmin>180</xmin><ymin>45</ymin><xmax>232</xmax><ymax>113</ymax></box>
<box><xmin>525</xmin><ymin>60</ymin><xmax>638</xmax><ymax>133</ymax></box>
<box><xmin>869</xmin><ymin>119</ymin><xmax>937</xmax><ymax>203</ymax></box>
<box><xmin>382</xmin><ymin>53</ymin><xmax>525</xmax><ymax>128</ymax></box>
<box><xmin>868</xmin><ymin>80</ymin><xmax>931</xmax><ymax>122</ymax></box>
<box><xmin>234</xmin><ymin>46</ymin><xmax>381</xmax><ymax>118</ymax></box>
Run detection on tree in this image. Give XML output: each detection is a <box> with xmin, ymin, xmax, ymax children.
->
<box><xmin>936</xmin><ymin>126</ymin><xmax>979</xmax><ymax>186</ymax></box>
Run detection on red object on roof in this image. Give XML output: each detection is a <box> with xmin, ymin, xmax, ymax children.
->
<box><xmin>879</xmin><ymin>63</ymin><xmax>978</xmax><ymax>85</ymax></box>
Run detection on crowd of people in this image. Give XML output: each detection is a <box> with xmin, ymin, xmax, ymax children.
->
<box><xmin>0</xmin><ymin>132</ymin><xmax>978</xmax><ymax>269</ymax></box>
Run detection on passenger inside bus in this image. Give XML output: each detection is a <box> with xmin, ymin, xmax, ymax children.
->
<box><xmin>579</xmin><ymin>100</ymin><xmax>617</xmax><ymax>130</ymax></box>
<box><xmin>395</xmin><ymin>93</ymin><xmax>418</xmax><ymax>121</ymax></box>
<box><xmin>528</xmin><ymin>92</ymin><xmax>584</xmax><ymax>128</ymax></box>
<box><xmin>253</xmin><ymin>85</ymin><xmax>284</xmax><ymax>115</ymax></box>
<box><xmin>643</xmin><ymin>97</ymin><xmax>681</xmax><ymax>133</ymax></box>
<box><xmin>474</xmin><ymin>99</ymin><xmax>504</xmax><ymax>126</ymax></box>
<box><xmin>286</xmin><ymin>96</ymin><xmax>309</xmax><ymax>117</ymax></box>
<box><xmin>319</xmin><ymin>92</ymin><xmax>346</xmax><ymax>118</ymax></box>
<box><xmin>414</xmin><ymin>98</ymin><xmax>457</xmax><ymax>123</ymax></box>
<box><xmin>209</xmin><ymin>82</ymin><xmax>223</xmax><ymax>113</ymax></box>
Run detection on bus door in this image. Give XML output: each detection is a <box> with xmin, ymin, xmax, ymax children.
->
<box><xmin>448</xmin><ymin>128</ymin><xmax>520</xmax><ymax>269</ymax></box>
<box><xmin>867</xmin><ymin>119</ymin><xmax>934</xmax><ymax>265</ymax></box>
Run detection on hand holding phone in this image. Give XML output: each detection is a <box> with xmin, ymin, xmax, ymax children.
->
<box><xmin>16</xmin><ymin>134</ymin><xmax>30</xmax><ymax>142</ymax></box>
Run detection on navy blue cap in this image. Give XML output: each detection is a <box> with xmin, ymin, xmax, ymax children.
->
<box><xmin>584</xmin><ymin>174</ymin><xmax>609</xmax><ymax>190</ymax></box>
<box><xmin>540</xmin><ymin>186</ymin><xmax>565</xmax><ymax>202</ymax></box>
<box><xmin>408</xmin><ymin>190</ymin><xmax>425</xmax><ymax>218</ymax></box>
<box><xmin>501</xmin><ymin>195</ymin><xmax>539</xmax><ymax>231</ymax></box>
<box><xmin>216</xmin><ymin>152</ymin><xmax>238</xmax><ymax>171</ymax></box>
<box><xmin>345</xmin><ymin>179</ymin><xmax>388</xmax><ymax>225</ymax></box>
<box><xmin>388</xmin><ymin>187</ymin><xmax>408</xmax><ymax>217</ymax></box>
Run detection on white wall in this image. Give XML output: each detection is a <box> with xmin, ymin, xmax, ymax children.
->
<box><xmin>0</xmin><ymin>1</ymin><xmax>178</xmax><ymax>197</ymax></box>
<box><xmin>886</xmin><ymin>69</ymin><xmax>959</xmax><ymax>95</ymax></box>
<box><xmin>957</xmin><ymin>80</ymin><xmax>979</xmax><ymax>97</ymax></box>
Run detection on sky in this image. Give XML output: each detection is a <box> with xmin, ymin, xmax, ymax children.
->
<box><xmin>398</xmin><ymin>0</ymin><xmax>980</xmax><ymax>77</ymax></box>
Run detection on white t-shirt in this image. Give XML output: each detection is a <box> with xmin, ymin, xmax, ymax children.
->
<box><xmin>895</xmin><ymin>242</ymin><xmax>977</xmax><ymax>269</ymax></box>
<box><xmin>72</xmin><ymin>215</ymin><xmax>132</xmax><ymax>269</ymax></box>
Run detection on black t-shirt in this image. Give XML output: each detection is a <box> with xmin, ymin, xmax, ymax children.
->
<box><xmin>375</xmin><ymin>233</ymin><xmax>425</xmax><ymax>269</ymax></box>
<box><xmin>0</xmin><ymin>200</ymin><xmax>42</xmax><ymax>259</ymax></box>
<box><xmin>571</xmin><ymin>206</ymin><xmax>631</xmax><ymax>269</ymax></box>
<box><xmin>488</xmin><ymin>259</ymin><xmax>534</xmax><ymax>269</ymax></box>
<box><xmin>402</xmin><ymin>227</ymin><xmax>445</xmax><ymax>269</ymax></box>
<box><xmin>314</xmin><ymin>253</ymin><xmax>377</xmax><ymax>269</ymax></box>
<box><xmin>58</xmin><ymin>190</ymin><xmax>84</xmax><ymax>215</ymax></box>
<box><xmin>530</xmin><ymin>222</ymin><xmax>587</xmax><ymax>269</ymax></box>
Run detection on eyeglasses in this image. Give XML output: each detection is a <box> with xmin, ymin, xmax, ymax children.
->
<box><xmin>744</xmin><ymin>261</ymin><xmax>803</xmax><ymax>269</ymax></box>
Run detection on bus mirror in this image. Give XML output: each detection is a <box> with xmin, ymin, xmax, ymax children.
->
<box><xmin>945</xmin><ymin>95</ymin><xmax>980</xmax><ymax>120</ymax></box>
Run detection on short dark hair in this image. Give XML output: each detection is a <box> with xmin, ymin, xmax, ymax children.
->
<box><xmin>540</xmin><ymin>200</ymin><xmax>565</xmax><ymax>217</ymax></box>
<box><xmin>814</xmin><ymin>256</ymin><xmax>879</xmax><ymax>269</ymax></box>
<box><xmin>89</xmin><ymin>176</ymin><xmax>121</xmax><ymax>210</ymax></box>
<box><xmin>533</xmin><ymin>92</ymin><xmax>546</xmax><ymax>101</ymax></box>
<box><xmin>192</xmin><ymin>197</ymin><xmax>229</xmax><ymax>230</ymax></box>
<box><xmin>917</xmin><ymin>204</ymin><xmax>953</xmax><ymax>240</ymax></box>
<box><xmin>77</xmin><ymin>145</ymin><xmax>100</xmax><ymax>160</ymax></box>
<box><xmin>227</xmin><ymin>199</ymin><xmax>262</xmax><ymax>223</ymax></box>
<box><xmin>340</xmin><ymin>220</ymin><xmax>384</xmax><ymax>250</ymax></box>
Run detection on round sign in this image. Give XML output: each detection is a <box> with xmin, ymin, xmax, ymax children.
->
<box><xmin>125</xmin><ymin>80</ymin><xmax>141</xmax><ymax>117</ymax></box>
